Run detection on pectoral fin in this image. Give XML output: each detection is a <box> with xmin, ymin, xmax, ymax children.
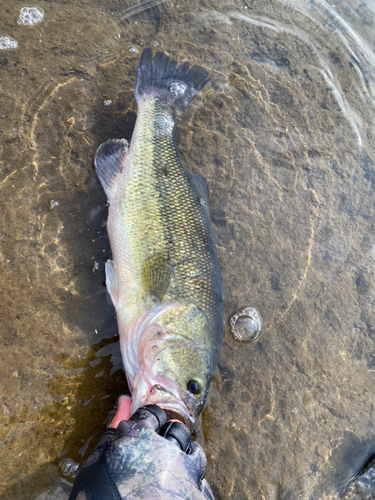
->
<box><xmin>105</xmin><ymin>259</ymin><xmax>119</xmax><ymax>307</ymax></box>
<box><xmin>141</xmin><ymin>254</ymin><xmax>172</xmax><ymax>301</ymax></box>
<box><xmin>94</xmin><ymin>138</ymin><xmax>128</xmax><ymax>200</ymax></box>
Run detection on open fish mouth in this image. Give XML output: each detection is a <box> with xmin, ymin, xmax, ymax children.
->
<box><xmin>131</xmin><ymin>383</ymin><xmax>195</xmax><ymax>428</ymax></box>
<box><xmin>151</xmin><ymin>385</ymin><xmax>194</xmax><ymax>426</ymax></box>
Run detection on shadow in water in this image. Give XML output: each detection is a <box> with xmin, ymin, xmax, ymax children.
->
<box><xmin>308</xmin><ymin>431</ymin><xmax>375</xmax><ymax>500</ymax></box>
<box><xmin>1</xmin><ymin>337</ymin><xmax>128</xmax><ymax>500</ymax></box>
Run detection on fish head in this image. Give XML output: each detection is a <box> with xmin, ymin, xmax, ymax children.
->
<box><xmin>149</xmin><ymin>339</ymin><xmax>211</xmax><ymax>426</ymax></box>
<box><xmin>129</xmin><ymin>303</ymin><xmax>213</xmax><ymax>428</ymax></box>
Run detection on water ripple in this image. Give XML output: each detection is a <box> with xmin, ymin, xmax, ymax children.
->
<box><xmin>229</xmin><ymin>7</ymin><xmax>373</xmax><ymax>147</ymax></box>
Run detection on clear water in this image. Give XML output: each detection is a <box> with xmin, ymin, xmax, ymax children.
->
<box><xmin>1</xmin><ymin>0</ymin><xmax>375</xmax><ymax>498</ymax></box>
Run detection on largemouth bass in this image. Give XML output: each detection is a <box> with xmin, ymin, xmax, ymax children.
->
<box><xmin>94</xmin><ymin>49</ymin><xmax>223</xmax><ymax>427</ymax></box>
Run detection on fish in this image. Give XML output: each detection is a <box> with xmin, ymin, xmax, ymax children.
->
<box><xmin>94</xmin><ymin>49</ymin><xmax>223</xmax><ymax>428</ymax></box>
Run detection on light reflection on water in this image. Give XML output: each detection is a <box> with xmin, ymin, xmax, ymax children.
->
<box><xmin>0</xmin><ymin>0</ymin><xmax>375</xmax><ymax>498</ymax></box>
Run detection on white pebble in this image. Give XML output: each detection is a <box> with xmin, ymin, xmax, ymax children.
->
<box><xmin>104</xmin><ymin>99</ymin><xmax>112</xmax><ymax>106</ymax></box>
<box><xmin>17</xmin><ymin>6</ymin><xmax>44</xmax><ymax>26</ymax></box>
<box><xmin>0</xmin><ymin>36</ymin><xmax>18</xmax><ymax>50</ymax></box>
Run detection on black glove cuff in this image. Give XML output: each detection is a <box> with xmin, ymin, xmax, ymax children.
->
<box><xmin>69</xmin><ymin>444</ymin><xmax>120</xmax><ymax>500</ymax></box>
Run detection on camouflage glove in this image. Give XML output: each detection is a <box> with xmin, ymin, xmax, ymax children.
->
<box><xmin>69</xmin><ymin>404</ymin><xmax>214</xmax><ymax>500</ymax></box>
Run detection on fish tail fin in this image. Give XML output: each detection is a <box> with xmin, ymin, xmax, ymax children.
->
<box><xmin>135</xmin><ymin>48</ymin><xmax>210</xmax><ymax>114</ymax></box>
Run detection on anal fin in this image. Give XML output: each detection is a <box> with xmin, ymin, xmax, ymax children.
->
<box><xmin>94</xmin><ymin>139</ymin><xmax>128</xmax><ymax>200</ymax></box>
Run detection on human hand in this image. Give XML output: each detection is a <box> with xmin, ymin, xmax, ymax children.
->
<box><xmin>69</xmin><ymin>396</ymin><xmax>214</xmax><ymax>500</ymax></box>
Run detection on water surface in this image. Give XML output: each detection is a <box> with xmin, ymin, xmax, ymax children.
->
<box><xmin>1</xmin><ymin>0</ymin><xmax>375</xmax><ymax>498</ymax></box>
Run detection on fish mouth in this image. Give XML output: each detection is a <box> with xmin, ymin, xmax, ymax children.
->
<box><xmin>152</xmin><ymin>385</ymin><xmax>194</xmax><ymax>426</ymax></box>
<box><xmin>131</xmin><ymin>383</ymin><xmax>195</xmax><ymax>428</ymax></box>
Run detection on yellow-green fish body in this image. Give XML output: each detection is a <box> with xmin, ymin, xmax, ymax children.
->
<box><xmin>95</xmin><ymin>50</ymin><xmax>223</xmax><ymax>427</ymax></box>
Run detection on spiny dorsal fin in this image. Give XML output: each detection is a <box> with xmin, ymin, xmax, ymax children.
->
<box><xmin>94</xmin><ymin>138</ymin><xmax>128</xmax><ymax>200</ymax></box>
<box><xmin>141</xmin><ymin>254</ymin><xmax>172</xmax><ymax>301</ymax></box>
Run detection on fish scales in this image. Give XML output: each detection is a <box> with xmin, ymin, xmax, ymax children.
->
<box><xmin>94</xmin><ymin>49</ymin><xmax>223</xmax><ymax>427</ymax></box>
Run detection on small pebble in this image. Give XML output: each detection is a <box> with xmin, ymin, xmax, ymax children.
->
<box><xmin>0</xmin><ymin>36</ymin><xmax>18</xmax><ymax>50</ymax></box>
<box><xmin>17</xmin><ymin>6</ymin><xmax>44</xmax><ymax>26</ymax></box>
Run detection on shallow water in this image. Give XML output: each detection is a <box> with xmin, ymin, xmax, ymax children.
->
<box><xmin>1</xmin><ymin>0</ymin><xmax>375</xmax><ymax>498</ymax></box>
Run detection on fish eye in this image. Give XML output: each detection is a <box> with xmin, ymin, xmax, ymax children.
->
<box><xmin>187</xmin><ymin>379</ymin><xmax>201</xmax><ymax>395</ymax></box>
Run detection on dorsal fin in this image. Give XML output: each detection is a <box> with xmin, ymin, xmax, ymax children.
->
<box><xmin>141</xmin><ymin>254</ymin><xmax>172</xmax><ymax>301</ymax></box>
<box><xmin>190</xmin><ymin>172</ymin><xmax>211</xmax><ymax>217</ymax></box>
<box><xmin>94</xmin><ymin>138</ymin><xmax>128</xmax><ymax>200</ymax></box>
